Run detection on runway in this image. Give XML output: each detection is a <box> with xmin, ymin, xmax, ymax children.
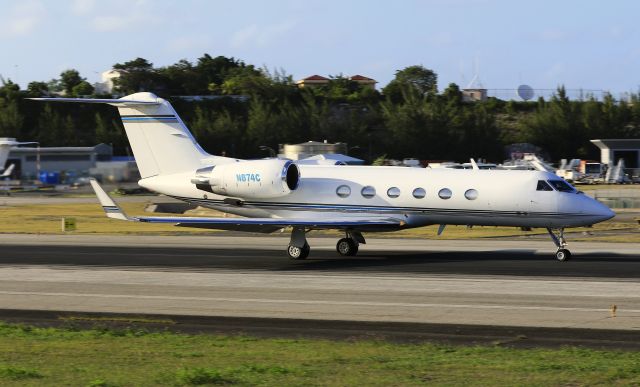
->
<box><xmin>0</xmin><ymin>234</ymin><xmax>639</xmax><ymax>346</ymax></box>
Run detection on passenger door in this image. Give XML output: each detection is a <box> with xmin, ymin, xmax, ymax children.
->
<box><xmin>530</xmin><ymin>180</ymin><xmax>557</xmax><ymax>217</ymax></box>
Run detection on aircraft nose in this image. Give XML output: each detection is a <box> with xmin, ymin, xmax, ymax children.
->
<box><xmin>595</xmin><ymin>200</ymin><xmax>615</xmax><ymax>222</ymax></box>
<box><xmin>587</xmin><ymin>196</ymin><xmax>615</xmax><ymax>222</ymax></box>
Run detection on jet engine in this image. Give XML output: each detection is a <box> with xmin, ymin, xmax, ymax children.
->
<box><xmin>192</xmin><ymin>159</ymin><xmax>300</xmax><ymax>199</ymax></box>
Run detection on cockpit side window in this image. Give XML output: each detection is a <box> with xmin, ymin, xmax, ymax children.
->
<box><xmin>548</xmin><ymin>179</ymin><xmax>576</xmax><ymax>193</ymax></box>
<box><xmin>536</xmin><ymin>180</ymin><xmax>553</xmax><ymax>191</ymax></box>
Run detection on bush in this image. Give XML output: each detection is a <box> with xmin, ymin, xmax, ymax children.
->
<box><xmin>0</xmin><ymin>365</ymin><xmax>43</xmax><ymax>380</ymax></box>
<box><xmin>175</xmin><ymin>367</ymin><xmax>234</xmax><ymax>385</ymax></box>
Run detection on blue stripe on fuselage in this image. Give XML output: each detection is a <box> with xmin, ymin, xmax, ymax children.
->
<box><xmin>169</xmin><ymin>196</ymin><xmax>589</xmax><ymax>218</ymax></box>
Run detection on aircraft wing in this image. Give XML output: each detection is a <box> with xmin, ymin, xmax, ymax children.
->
<box><xmin>89</xmin><ymin>179</ymin><xmax>404</xmax><ymax>233</ymax></box>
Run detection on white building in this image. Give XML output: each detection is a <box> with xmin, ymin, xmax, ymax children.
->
<box><xmin>93</xmin><ymin>69</ymin><xmax>123</xmax><ymax>95</ymax></box>
<box><xmin>279</xmin><ymin>141</ymin><xmax>347</xmax><ymax>160</ymax></box>
<box><xmin>591</xmin><ymin>139</ymin><xmax>640</xmax><ymax>169</ymax></box>
<box><xmin>7</xmin><ymin>143</ymin><xmax>112</xmax><ymax>180</ymax></box>
<box><xmin>462</xmin><ymin>73</ymin><xmax>488</xmax><ymax>102</ymax></box>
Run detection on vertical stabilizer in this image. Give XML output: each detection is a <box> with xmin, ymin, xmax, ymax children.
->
<box><xmin>114</xmin><ymin>92</ymin><xmax>210</xmax><ymax>178</ymax></box>
<box><xmin>30</xmin><ymin>93</ymin><xmax>214</xmax><ymax>179</ymax></box>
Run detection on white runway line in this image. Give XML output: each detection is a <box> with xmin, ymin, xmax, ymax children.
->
<box><xmin>2</xmin><ymin>290</ymin><xmax>638</xmax><ymax>314</ymax></box>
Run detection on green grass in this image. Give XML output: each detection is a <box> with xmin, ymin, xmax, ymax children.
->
<box><xmin>0</xmin><ymin>202</ymin><xmax>216</xmax><ymax>235</ymax></box>
<box><xmin>0</xmin><ymin>322</ymin><xmax>640</xmax><ymax>386</ymax></box>
<box><xmin>0</xmin><ymin>365</ymin><xmax>42</xmax><ymax>381</ymax></box>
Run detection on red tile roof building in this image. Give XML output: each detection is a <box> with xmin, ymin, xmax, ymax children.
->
<box><xmin>296</xmin><ymin>74</ymin><xmax>377</xmax><ymax>90</ymax></box>
<box><xmin>296</xmin><ymin>75</ymin><xmax>330</xmax><ymax>88</ymax></box>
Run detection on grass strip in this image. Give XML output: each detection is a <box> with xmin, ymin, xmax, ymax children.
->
<box><xmin>0</xmin><ymin>322</ymin><xmax>640</xmax><ymax>386</ymax></box>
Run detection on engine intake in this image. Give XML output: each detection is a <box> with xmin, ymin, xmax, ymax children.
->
<box><xmin>193</xmin><ymin>159</ymin><xmax>300</xmax><ymax>199</ymax></box>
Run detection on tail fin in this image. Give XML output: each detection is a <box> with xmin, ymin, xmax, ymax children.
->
<box><xmin>0</xmin><ymin>138</ymin><xmax>37</xmax><ymax>176</ymax></box>
<box><xmin>30</xmin><ymin>93</ymin><xmax>213</xmax><ymax>179</ymax></box>
<box><xmin>1</xmin><ymin>163</ymin><xmax>14</xmax><ymax>178</ymax></box>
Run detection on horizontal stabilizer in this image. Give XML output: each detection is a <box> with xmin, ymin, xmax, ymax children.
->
<box><xmin>0</xmin><ymin>140</ymin><xmax>38</xmax><ymax>146</ymax></box>
<box><xmin>28</xmin><ymin>95</ymin><xmax>159</xmax><ymax>107</ymax></box>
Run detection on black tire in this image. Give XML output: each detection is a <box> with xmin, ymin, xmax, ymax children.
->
<box><xmin>555</xmin><ymin>248</ymin><xmax>571</xmax><ymax>261</ymax></box>
<box><xmin>336</xmin><ymin>238</ymin><xmax>358</xmax><ymax>256</ymax></box>
<box><xmin>287</xmin><ymin>243</ymin><xmax>310</xmax><ymax>260</ymax></box>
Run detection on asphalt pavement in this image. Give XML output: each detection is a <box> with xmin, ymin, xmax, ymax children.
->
<box><xmin>0</xmin><ymin>234</ymin><xmax>639</xmax><ymax>348</ymax></box>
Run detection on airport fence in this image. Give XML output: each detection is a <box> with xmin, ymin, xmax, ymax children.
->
<box><xmin>590</xmin><ymin>189</ymin><xmax>640</xmax><ymax>209</ymax></box>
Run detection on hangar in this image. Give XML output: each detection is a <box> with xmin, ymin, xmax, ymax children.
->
<box><xmin>591</xmin><ymin>139</ymin><xmax>640</xmax><ymax>170</ymax></box>
<box><xmin>7</xmin><ymin>143</ymin><xmax>112</xmax><ymax>180</ymax></box>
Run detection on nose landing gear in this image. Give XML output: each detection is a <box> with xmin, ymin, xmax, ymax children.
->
<box><xmin>547</xmin><ymin>228</ymin><xmax>571</xmax><ymax>261</ymax></box>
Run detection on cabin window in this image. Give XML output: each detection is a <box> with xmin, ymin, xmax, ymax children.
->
<box><xmin>361</xmin><ymin>186</ymin><xmax>376</xmax><ymax>198</ymax></box>
<box><xmin>536</xmin><ymin>180</ymin><xmax>553</xmax><ymax>191</ymax></box>
<box><xmin>336</xmin><ymin>185</ymin><xmax>351</xmax><ymax>198</ymax></box>
<box><xmin>438</xmin><ymin>188</ymin><xmax>452</xmax><ymax>200</ymax></box>
<box><xmin>548</xmin><ymin>180</ymin><xmax>576</xmax><ymax>193</ymax></box>
<box><xmin>412</xmin><ymin>188</ymin><xmax>426</xmax><ymax>199</ymax></box>
<box><xmin>387</xmin><ymin>187</ymin><xmax>401</xmax><ymax>198</ymax></box>
<box><xmin>464</xmin><ymin>189</ymin><xmax>478</xmax><ymax>200</ymax></box>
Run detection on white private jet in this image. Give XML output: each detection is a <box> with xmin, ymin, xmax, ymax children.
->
<box><xmin>0</xmin><ymin>137</ymin><xmax>37</xmax><ymax>178</ymax></box>
<box><xmin>31</xmin><ymin>93</ymin><xmax>615</xmax><ymax>261</ymax></box>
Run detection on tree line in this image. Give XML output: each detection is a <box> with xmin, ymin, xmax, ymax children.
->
<box><xmin>1</xmin><ymin>53</ymin><xmax>639</xmax><ymax>163</ymax></box>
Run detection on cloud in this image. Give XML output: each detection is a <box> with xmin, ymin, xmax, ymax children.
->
<box><xmin>91</xmin><ymin>15</ymin><xmax>131</xmax><ymax>31</ymax></box>
<box><xmin>609</xmin><ymin>26</ymin><xmax>623</xmax><ymax>38</ymax></box>
<box><xmin>230</xmin><ymin>21</ymin><xmax>297</xmax><ymax>49</ymax></box>
<box><xmin>88</xmin><ymin>0</ymin><xmax>162</xmax><ymax>32</ymax></box>
<box><xmin>538</xmin><ymin>28</ymin><xmax>568</xmax><ymax>42</ymax></box>
<box><xmin>231</xmin><ymin>25</ymin><xmax>258</xmax><ymax>48</ymax></box>
<box><xmin>426</xmin><ymin>31</ymin><xmax>454</xmax><ymax>47</ymax></box>
<box><xmin>71</xmin><ymin>0</ymin><xmax>96</xmax><ymax>15</ymax></box>
<box><xmin>0</xmin><ymin>0</ymin><xmax>47</xmax><ymax>38</ymax></box>
<box><xmin>542</xmin><ymin>62</ymin><xmax>566</xmax><ymax>83</ymax></box>
<box><xmin>166</xmin><ymin>36</ymin><xmax>211</xmax><ymax>53</ymax></box>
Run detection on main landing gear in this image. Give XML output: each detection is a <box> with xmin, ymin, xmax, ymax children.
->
<box><xmin>287</xmin><ymin>243</ymin><xmax>310</xmax><ymax>260</ymax></box>
<box><xmin>546</xmin><ymin>228</ymin><xmax>571</xmax><ymax>261</ymax></box>
<box><xmin>287</xmin><ymin>227</ymin><xmax>310</xmax><ymax>260</ymax></box>
<box><xmin>286</xmin><ymin>228</ymin><xmax>364</xmax><ymax>260</ymax></box>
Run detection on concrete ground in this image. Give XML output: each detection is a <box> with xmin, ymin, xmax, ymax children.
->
<box><xmin>0</xmin><ymin>234</ymin><xmax>638</xmax><ymax>335</ymax></box>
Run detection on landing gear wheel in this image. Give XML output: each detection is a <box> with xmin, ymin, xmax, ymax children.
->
<box><xmin>555</xmin><ymin>248</ymin><xmax>571</xmax><ymax>261</ymax></box>
<box><xmin>287</xmin><ymin>243</ymin><xmax>310</xmax><ymax>260</ymax></box>
<box><xmin>336</xmin><ymin>238</ymin><xmax>358</xmax><ymax>256</ymax></box>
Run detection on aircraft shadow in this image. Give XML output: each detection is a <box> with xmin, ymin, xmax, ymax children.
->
<box><xmin>0</xmin><ymin>245</ymin><xmax>639</xmax><ymax>279</ymax></box>
<box><xmin>283</xmin><ymin>250</ymin><xmax>640</xmax><ymax>278</ymax></box>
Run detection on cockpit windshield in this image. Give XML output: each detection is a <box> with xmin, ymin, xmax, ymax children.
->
<box><xmin>536</xmin><ymin>180</ymin><xmax>553</xmax><ymax>191</ymax></box>
<box><xmin>547</xmin><ymin>179</ymin><xmax>576</xmax><ymax>193</ymax></box>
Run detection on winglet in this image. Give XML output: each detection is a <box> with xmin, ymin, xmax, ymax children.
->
<box><xmin>89</xmin><ymin>178</ymin><xmax>130</xmax><ymax>221</ymax></box>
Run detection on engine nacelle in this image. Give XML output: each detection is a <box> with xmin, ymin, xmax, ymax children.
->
<box><xmin>193</xmin><ymin>159</ymin><xmax>300</xmax><ymax>199</ymax></box>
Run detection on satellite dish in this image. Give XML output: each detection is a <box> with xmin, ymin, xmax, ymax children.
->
<box><xmin>517</xmin><ymin>84</ymin><xmax>534</xmax><ymax>101</ymax></box>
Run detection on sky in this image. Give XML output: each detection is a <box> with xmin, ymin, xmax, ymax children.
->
<box><xmin>0</xmin><ymin>0</ymin><xmax>639</xmax><ymax>96</ymax></box>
